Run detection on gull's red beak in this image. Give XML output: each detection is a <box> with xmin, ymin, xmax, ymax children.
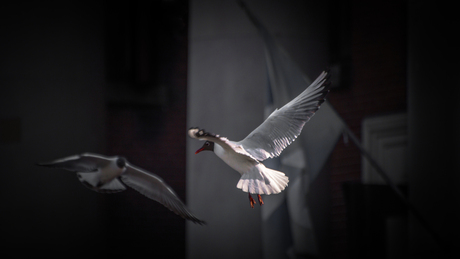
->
<box><xmin>195</xmin><ymin>147</ymin><xmax>205</xmax><ymax>154</ymax></box>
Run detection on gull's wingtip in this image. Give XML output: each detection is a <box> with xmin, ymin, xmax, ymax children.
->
<box><xmin>188</xmin><ymin>127</ymin><xmax>200</xmax><ymax>139</ymax></box>
<box><xmin>35</xmin><ymin>161</ymin><xmax>52</xmax><ymax>167</ymax></box>
<box><xmin>192</xmin><ymin>218</ymin><xmax>207</xmax><ymax>225</ymax></box>
<box><xmin>188</xmin><ymin>127</ymin><xmax>218</xmax><ymax>139</ymax></box>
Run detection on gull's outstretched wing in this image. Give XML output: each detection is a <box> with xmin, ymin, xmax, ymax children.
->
<box><xmin>121</xmin><ymin>163</ymin><xmax>206</xmax><ymax>225</ymax></box>
<box><xmin>237</xmin><ymin>70</ymin><xmax>330</xmax><ymax>161</ymax></box>
<box><xmin>36</xmin><ymin>153</ymin><xmax>113</xmax><ymax>172</ymax></box>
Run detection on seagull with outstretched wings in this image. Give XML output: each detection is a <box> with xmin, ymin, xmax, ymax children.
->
<box><xmin>37</xmin><ymin>153</ymin><xmax>205</xmax><ymax>224</ymax></box>
<box><xmin>189</xmin><ymin>70</ymin><xmax>330</xmax><ymax>208</ymax></box>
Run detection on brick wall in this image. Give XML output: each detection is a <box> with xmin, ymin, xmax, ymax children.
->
<box><xmin>327</xmin><ymin>1</ymin><xmax>407</xmax><ymax>257</ymax></box>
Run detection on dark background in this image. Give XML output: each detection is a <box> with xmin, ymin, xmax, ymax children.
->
<box><xmin>1</xmin><ymin>0</ymin><xmax>459</xmax><ymax>258</ymax></box>
<box><xmin>1</xmin><ymin>0</ymin><xmax>189</xmax><ymax>258</ymax></box>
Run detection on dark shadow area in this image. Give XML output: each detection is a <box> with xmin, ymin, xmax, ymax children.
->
<box><xmin>1</xmin><ymin>0</ymin><xmax>189</xmax><ymax>258</ymax></box>
<box><xmin>103</xmin><ymin>0</ymin><xmax>190</xmax><ymax>258</ymax></box>
<box><xmin>343</xmin><ymin>182</ymin><xmax>408</xmax><ymax>259</ymax></box>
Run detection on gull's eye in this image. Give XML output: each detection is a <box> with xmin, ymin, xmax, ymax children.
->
<box><xmin>205</xmin><ymin>142</ymin><xmax>210</xmax><ymax>146</ymax></box>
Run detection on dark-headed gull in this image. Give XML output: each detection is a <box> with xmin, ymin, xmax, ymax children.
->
<box><xmin>36</xmin><ymin>153</ymin><xmax>205</xmax><ymax>224</ymax></box>
<box><xmin>189</xmin><ymin>70</ymin><xmax>330</xmax><ymax>208</ymax></box>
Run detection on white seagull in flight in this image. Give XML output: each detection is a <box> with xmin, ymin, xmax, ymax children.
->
<box><xmin>36</xmin><ymin>153</ymin><xmax>205</xmax><ymax>224</ymax></box>
<box><xmin>189</xmin><ymin>70</ymin><xmax>331</xmax><ymax>208</ymax></box>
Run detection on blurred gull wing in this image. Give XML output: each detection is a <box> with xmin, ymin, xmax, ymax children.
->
<box><xmin>121</xmin><ymin>163</ymin><xmax>206</xmax><ymax>225</ymax></box>
<box><xmin>36</xmin><ymin>153</ymin><xmax>113</xmax><ymax>172</ymax></box>
<box><xmin>236</xmin><ymin>70</ymin><xmax>330</xmax><ymax>161</ymax></box>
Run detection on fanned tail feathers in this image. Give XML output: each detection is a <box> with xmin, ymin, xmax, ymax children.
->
<box><xmin>237</xmin><ymin>166</ymin><xmax>289</xmax><ymax>195</ymax></box>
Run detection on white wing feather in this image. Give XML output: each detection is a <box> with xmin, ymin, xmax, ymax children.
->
<box><xmin>236</xmin><ymin>70</ymin><xmax>330</xmax><ymax>161</ymax></box>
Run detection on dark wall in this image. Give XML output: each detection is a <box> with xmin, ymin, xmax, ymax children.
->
<box><xmin>0</xmin><ymin>1</ymin><xmax>107</xmax><ymax>257</ymax></box>
<box><xmin>0</xmin><ymin>1</ymin><xmax>190</xmax><ymax>258</ymax></box>
<box><xmin>407</xmin><ymin>1</ymin><xmax>460</xmax><ymax>257</ymax></box>
<box><xmin>327</xmin><ymin>1</ymin><xmax>408</xmax><ymax>257</ymax></box>
<box><xmin>328</xmin><ymin>1</ymin><xmax>460</xmax><ymax>258</ymax></box>
<box><xmin>103</xmin><ymin>1</ymin><xmax>189</xmax><ymax>257</ymax></box>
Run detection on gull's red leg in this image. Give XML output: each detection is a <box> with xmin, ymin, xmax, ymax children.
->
<box><xmin>248</xmin><ymin>193</ymin><xmax>255</xmax><ymax>208</ymax></box>
<box><xmin>257</xmin><ymin>194</ymin><xmax>264</xmax><ymax>205</ymax></box>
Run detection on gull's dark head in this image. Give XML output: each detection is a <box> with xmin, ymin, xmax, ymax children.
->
<box><xmin>195</xmin><ymin>141</ymin><xmax>214</xmax><ymax>154</ymax></box>
<box><xmin>116</xmin><ymin>157</ymin><xmax>127</xmax><ymax>168</ymax></box>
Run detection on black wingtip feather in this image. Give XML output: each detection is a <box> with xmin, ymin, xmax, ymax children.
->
<box><xmin>189</xmin><ymin>127</ymin><xmax>218</xmax><ymax>138</ymax></box>
<box><xmin>191</xmin><ymin>217</ymin><xmax>207</xmax><ymax>225</ymax></box>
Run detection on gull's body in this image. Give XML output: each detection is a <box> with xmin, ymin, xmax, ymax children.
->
<box><xmin>189</xmin><ymin>70</ymin><xmax>331</xmax><ymax>207</ymax></box>
<box><xmin>213</xmin><ymin>141</ymin><xmax>256</xmax><ymax>175</ymax></box>
<box><xmin>37</xmin><ymin>153</ymin><xmax>205</xmax><ymax>224</ymax></box>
